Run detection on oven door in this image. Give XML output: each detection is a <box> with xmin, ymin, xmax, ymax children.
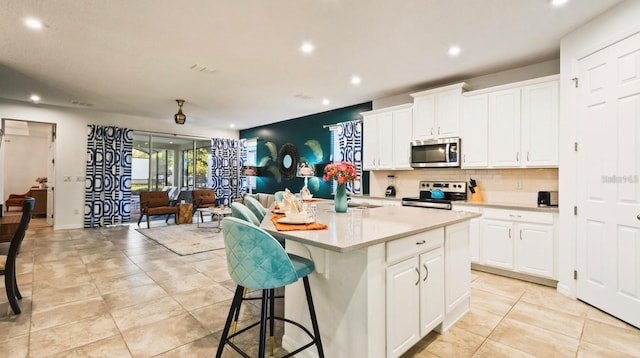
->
<box><xmin>410</xmin><ymin>137</ymin><xmax>460</xmax><ymax>168</ymax></box>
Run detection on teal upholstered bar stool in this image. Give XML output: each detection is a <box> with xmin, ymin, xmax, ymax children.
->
<box><xmin>230</xmin><ymin>202</ymin><xmax>260</xmax><ymax>226</ymax></box>
<box><xmin>216</xmin><ymin>217</ymin><xmax>324</xmax><ymax>358</ymax></box>
<box><xmin>243</xmin><ymin>195</ymin><xmax>267</xmax><ymax>222</ymax></box>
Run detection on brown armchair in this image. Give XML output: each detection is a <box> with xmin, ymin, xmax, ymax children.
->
<box><xmin>137</xmin><ymin>191</ymin><xmax>179</xmax><ymax>228</ymax></box>
<box><xmin>5</xmin><ymin>190</ymin><xmax>32</xmax><ymax>212</ymax></box>
<box><xmin>192</xmin><ymin>189</ymin><xmax>217</xmax><ymax>222</ymax></box>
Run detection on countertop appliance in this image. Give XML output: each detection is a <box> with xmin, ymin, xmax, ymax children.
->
<box><xmin>385</xmin><ymin>175</ymin><xmax>396</xmax><ymax>197</ymax></box>
<box><xmin>410</xmin><ymin>137</ymin><xmax>460</xmax><ymax>168</ymax></box>
<box><xmin>401</xmin><ymin>181</ymin><xmax>467</xmax><ymax>210</ymax></box>
<box><xmin>537</xmin><ymin>191</ymin><xmax>559</xmax><ymax>207</ymax></box>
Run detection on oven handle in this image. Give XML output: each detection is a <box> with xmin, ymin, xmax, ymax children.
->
<box><xmin>445</xmin><ymin>143</ymin><xmax>450</xmax><ymax>163</ymax></box>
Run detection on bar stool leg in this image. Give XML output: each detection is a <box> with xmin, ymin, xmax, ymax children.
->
<box><xmin>303</xmin><ymin>276</ymin><xmax>325</xmax><ymax>358</ymax></box>
<box><xmin>216</xmin><ymin>285</ymin><xmax>245</xmax><ymax>358</ymax></box>
<box><xmin>269</xmin><ymin>288</ymin><xmax>275</xmax><ymax>356</ymax></box>
<box><xmin>258</xmin><ymin>289</ymin><xmax>269</xmax><ymax>358</ymax></box>
<box><xmin>230</xmin><ymin>287</ymin><xmax>249</xmax><ymax>342</ymax></box>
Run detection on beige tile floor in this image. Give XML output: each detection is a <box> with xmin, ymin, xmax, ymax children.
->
<box><xmin>1</xmin><ymin>218</ymin><xmax>639</xmax><ymax>357</ymax></box>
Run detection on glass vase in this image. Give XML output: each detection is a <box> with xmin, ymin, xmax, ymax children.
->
<box><xmin>334</xmin><ymin>183</ymin><xmax>348</xmax><ymax>213</ymax></box>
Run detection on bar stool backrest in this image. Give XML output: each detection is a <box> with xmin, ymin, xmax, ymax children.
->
<box><xmin>230</xmin><ymin>203</ymin><xmax>260</xmax><ymax>226</ymax></box>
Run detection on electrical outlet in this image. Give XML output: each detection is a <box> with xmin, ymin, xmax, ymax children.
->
<box><xmin>63</xmin><ymin>176</ymin><xmax>71</xmax><ymax>182</ymax></box>
<box><xmin>516</xmin><ymin>181</ymin><xmax>523</xmax><ymax>190</ymax></box>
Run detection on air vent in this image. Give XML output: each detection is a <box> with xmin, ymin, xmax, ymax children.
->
<box><xmin>294</xmin><ymin>93</ymin><xmax>313</xmax><ymax>100</ymax></box>
<box><xmin>70</xmin><ymin>100</ymin><xmax>94</xmax><ymax>107</ymax></box>
<box><xmin>189</xmin><ymin>64</ymin><xmax>218</xmax><ymax>74</ymax></box>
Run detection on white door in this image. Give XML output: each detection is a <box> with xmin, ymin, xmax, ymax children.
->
<box><xmin>576</xmin><ymin>31</ymin><xmax>640</xmax><ymax>328</ymax></box>
<box><xmin>47</xmin><ymin>124</ymin><xmax>56</xmax><ymax>226</ymax></box>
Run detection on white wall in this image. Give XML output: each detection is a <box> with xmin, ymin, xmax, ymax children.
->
<box><xmin>558</xmin><ymin>0</ymin><xmax>640</xmax><ymax>297</ymax></box>
<box><xmin>0</xmin><ymin>99</ymin><xmax>238</xmax><ymax>229</ymax></box>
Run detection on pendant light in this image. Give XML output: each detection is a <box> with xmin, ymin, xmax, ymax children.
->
<box><xmin>174</xmin><ymin>99</ymin><xmax>186</xmax><ymax>124</ymax></box>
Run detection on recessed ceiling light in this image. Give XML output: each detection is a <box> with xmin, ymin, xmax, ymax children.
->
<box><xmin>229</xmin><ymin>124</ymin><xmax>235</xmax><ymax>129</ymax></box>
<box><xmin>550</xmin><ymin>0</ymin><xmax>568</xmax><ymax>7</ymax></box>
<box><xmin>322</xmin><ymin>98</ymin><xmax>330</xmax><ymax>106</ymax></box>
<box><xmin>24</xmin><ymin>17</ymin><xmax>43</xmax><ymax>30</ymax></box>
<box><xmin>30</xmin><ymin>94</ymin><xmax>41</xmax><ymax>103</ymax></box>
<box><xmin>351</xmin><ymin>75</ymin><xmax>362</xmax><ymax>86</ymax></box>
<box><xmin>300</xmin><ymin>42</ymin><xmax>314</xmax><ymax>54</ymax></box>
<box><xmin>448</xmin><ymin>46</ymin><xmax>461</xmax><ymax>57</ymax></box>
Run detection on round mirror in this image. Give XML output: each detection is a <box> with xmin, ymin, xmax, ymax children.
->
<box><xmin>283</xmin><ymin>154</ymin><xmax>292</xmax><ymax>169</ymax></box>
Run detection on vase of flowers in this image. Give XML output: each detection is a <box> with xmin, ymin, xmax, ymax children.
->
<box><xmin>322</xmin><ymin>161</ymin><xmax>358</xmax><ymax>213</ymax></box>
<box><xmin>36</xmin><ymin>177</ymin><xmax>47</xmax><ymax>189</ymax></box>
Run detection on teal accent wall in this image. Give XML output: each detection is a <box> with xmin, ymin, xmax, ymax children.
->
<box><xmin>240</xmin><ymin>102</ymin><xmax>372</xmax><ymax>199</ymax></box>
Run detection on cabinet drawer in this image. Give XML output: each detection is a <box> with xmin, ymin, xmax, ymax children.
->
<box><xmin>387</xmin><ymin>228</ymin><xmax>444</xmax><ymax>264</ymax></box>
<box><xmin>482</xmin><ymin>208</ymin><xmax>552</xmax><ymax>224</ymax></box>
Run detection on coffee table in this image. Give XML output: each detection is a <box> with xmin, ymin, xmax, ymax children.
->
<box><xmin>203</xmin><ymin>207</ymin><xmax>232</xmax><ymax>232</ymax></box>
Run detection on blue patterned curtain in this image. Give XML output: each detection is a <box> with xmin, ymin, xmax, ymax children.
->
<box><xmin>333</xmin><ymin>120</ymin><xmax>363</xmax><ymax>195</ymax></box>
<box><xmin>85</xmin><ymin>125</ymin><xmax>133</xmax><ymax>228</ymax></box>
<box><xmin>209</xmin><ymin>138</ymin><xmax>243</xmax><ymax>206</ymax></box>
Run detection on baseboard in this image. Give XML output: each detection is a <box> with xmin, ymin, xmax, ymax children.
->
<box><xmin>471</xmin><ymin>264</ymin><xmax>558</xmax><ymax>287</ymax></box>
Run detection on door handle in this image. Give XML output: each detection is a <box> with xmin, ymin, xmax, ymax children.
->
<box><xmin>416</xmin><ymin>240</ymin><xmax>426</xmax><ymax>245</ymax></box>
<box><xmin>423</xmin><ymin>264</ymin><xmax>429</xmax><ymax>282</ymax></box>
<box><xmin>516</xmin><ymin>152</ymin><xmax>519</xmax><ymax>161</ymax></box>
<box><xmin>415</xmin><ymin>267</ymin><xmax>420</xmax><ymax>286</ymax></box>
<box><xmin>437</xmin><ymin>126</ymin><xmax>440</xmax><ymax>135</ymax></box>
<box><xmin>527</xmin><ymin>152</ymin><xmax>530</xmax><ymax>161</ymax></box>
<box><xmin>520</xmin><ymin>229</ymin><xmax>523</xmax><ymax>240</ymax></box>
<box><xmin>430</xmin><ymin>128</ymin><xmax>433</xmax><ymax>136</ymax></box>
<box><xmin>464</xmin><ymin>154</ymin><xmax>466</xmax><ymax>163</ymax></box>
<box><xmin>509</xmin><ymin>228</ymin><xmax>511</xmax><ymax>238</ymax></box>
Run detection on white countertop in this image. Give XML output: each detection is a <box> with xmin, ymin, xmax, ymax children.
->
<box><xmin>354</xmin><ymin>195</ymin><xmax>559</xmax><ymax>213</ymax></box>
<box><xmin>260</xmin><ymin>201</ymin><xmax>480</xmax><ymax>253</ymax></box>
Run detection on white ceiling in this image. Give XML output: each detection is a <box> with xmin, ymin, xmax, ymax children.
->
<box><xmin>0</xmin><ymin>0</ymin><xmax>623</xmax><ymax>130</ymax></box>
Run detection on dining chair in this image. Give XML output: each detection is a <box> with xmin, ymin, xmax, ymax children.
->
<box><xmin>274</xmin><ymin>191</ymin><xmax>285</xmax><ymax>203</ymax></box>
<box><xmin>216</xmin><ymin>217</ymin><xmax>324</xmax><ymax>358</ymax></box>
<box><xmin>243</xmin><ymin>195</ymin><xmax>266</xmax><ymax>222</ymax></box>
<box><xmin>1</xmin><ymin>198</ymin><xmax>35</xmax><ymax>315</ymax></box>
<box><xmin>230</xmin><ymin>202</ymin><xmax>260</xmax><ymax>226</ymax></box>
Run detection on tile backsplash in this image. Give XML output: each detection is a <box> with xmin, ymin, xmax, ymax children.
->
<box><xmin>367</xmin><ymin>168</ymin><xmax>558</xmax><ymax>206</ymax></box>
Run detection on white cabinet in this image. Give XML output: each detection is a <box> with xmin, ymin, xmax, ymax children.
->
<box><xmin>461</xmin><ymin>75</ymin><xmax>559</xmax><ymax>169</ymax></box>
<box><xmin>461</xmin><ymin>94</ymin><xmax>488</xmax><ymax>168</ymax></box>
<box><xmin>488</xmin><ymin>88</ymin><xmax>521</xmax><ymax>167</ymax></box>
<box><xmin>411</xmin><ymin>83</ymin><xmax>467</xmax><ymax>140</ymax></box>
<box><xmin>362</xmin><ymin>104</ymin><xmax>413</xmax><ymax>170</ymax></box>
<box><xmin>442</xmin><ymin>221</ymin><xmax>471</xmax><ymax>330</ymax></box>
<box><xmin>521</xmin><ymin>80</ymin><xmax>559</xmax><ymax>166</ymax></box>
<box><xmin>386</xmin><ymin>229</ymin><xmax>444</xmax><ymax>358</ymax></box>
<box><xmin>481</xmin><ymin>208</ymin><xmax>556</xmax><ymax>279</ymax></box>
<box><xmin>452</xmin><ymin>205</ymin><xmax>482</xmax><ymax>264</ymax></box>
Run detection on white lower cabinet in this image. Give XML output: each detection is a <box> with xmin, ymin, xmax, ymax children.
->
<box><xmin>386</xmin><ymin>229</ymin><xmax>445</xmax><ymax>358</ymax></box>
<box><xmin>481</xmin><ymin>208</ymin><xmax>556</xmax><ymax>279</ymax></box>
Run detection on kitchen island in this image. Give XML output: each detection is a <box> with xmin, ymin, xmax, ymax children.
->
<box><xmin>260</xmin><ymin>202</ymin><xmax>480</xmax><ymax>358</ymax></box>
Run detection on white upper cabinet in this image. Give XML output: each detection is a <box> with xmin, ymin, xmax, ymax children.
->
<box><xmin>362</xmin><ymin>104</ymin><xmax>413</xmax><ymax>171</ymax></box>
<box><xmin>461</xmin><ymin>75</ymin><xmax>559</xmax><ymax>169</ymax></box>
<box><xmin>461</xmin><ymin>94</ymin><xmax>489</xmax><ymax>168</ymax></box>
<box><xmin>521</xmin><ymin>80</ymin><xmax>559</xmax><ymax>166</ymax></box>
<box><xmin>411</xmin><ymin>83</ymin><xmax>467</xmax><ymax>141</ymax></box>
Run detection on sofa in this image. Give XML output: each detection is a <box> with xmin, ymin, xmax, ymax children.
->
<box><xmin>241</xmin><ymin>193</ymin><xmax>276</xmax><ymax>209</ymax></box>
<box><xmin>5</xmin><ymin>190</ymin><xmax>33</xmax><ymax>212</ymax></box>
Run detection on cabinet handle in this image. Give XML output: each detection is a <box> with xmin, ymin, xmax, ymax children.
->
<box><xmin>637</xmin><ymin>214</ymin><xmax>639</xmax><ymax>221</ymax></box>
<box><xmin>430</xmin><ymin>128</ymin><xmax>433</xmax><ymax>136</ymax></box>
<box><xmin>527</xmin><ymin>152</ymin><xmax>530</xmax><ymax>162</ymax></box>
<box><xmin>415</xmin><ymin>267</ymin><xmax>420</xmax><ymax>286</ymax></box>
<box><xmin>423</xmin><ymin>264</ymin><xmax>429</xmax><ymax>282</ymax></box>
<box><xmin>464</xmin><ymin>154</ymin><xmax>466</xmax><ymax>163</ymax></box>
<box><xmin>516</xmin><ymin>152</ymin><xmax>519</xmax><ymax>161</ymax></box>
<box><xmin>520</xmin><ymin>229</ymin><xmax>523</xmax><ymax>240</ymax></box>
<box><xmin>437</xmin><ymin>126</ymin><xmax>440</xmax><ymax>135</ymax></box>
<box><xmin>416</xmin><ymin>240</ymin><xmax>426</xmax><ymax>245</ymax></box>
<box><xmin>508</xmin><ymin>228</ymin><xmax>511</xmax><ymax>238</ymax></box>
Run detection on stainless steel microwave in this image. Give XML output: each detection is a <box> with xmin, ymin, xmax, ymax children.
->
<box><xmin>410</xmin><ymin>137</ymin><xmax>461</xmax><ymax>168</ymax></box>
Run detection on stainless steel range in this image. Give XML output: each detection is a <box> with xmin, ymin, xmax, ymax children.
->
<box><xmin>401</xmin><ymin>181</ymin><xmax>467</xmax><ymax>210</ymax></box>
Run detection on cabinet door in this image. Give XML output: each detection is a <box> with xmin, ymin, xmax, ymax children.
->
<box><xmin>488</xmin><ymin>89</ymin><xmax>521</xmax><ymax>167</ymax></box>
<box><xmin>386</xmin><ymin>257</ymin><xmax>420</xmax><ymax>358</ymax></box>
<box><xmin>392</xmin><ymin>107</ymin><xmax>413</xmax><ymax>169</ymax></box>
<box><xmin>436</xmin><ymin>90</ymin><xmax>462</xmax><ymax>138</ymax></box>
<box><xmin>461</xmin><ymin>95</ymin><xmax>488</xmax><ymax>168</ymax></box>
<box><xmin>469</xmin><ymin>217</ymin><xmax>481</xmax><ymax>264</ymax></box>
<box><xmin>412</xmin><ymin>95</ymin><xmax>436</xmax><ymax>140</ymax></box>
<box><xmin>521</xmin><ymin>80</ymin><xmax>559</xmax><ymax>167</ymax></box>
<box><xmin>419</xmin><ymin>248</ymin><xmax>444</xmax><ymax>336</ymax></box>
<box><xmin>362</xmin><ymin>115</ymin><xmax>378</xmax><ymax>170</ymax></box>
<box><xmin>377</xmin><ymin>111</ymin><xmax>394</xmax><ymax>169</ymax></box>
<box><xmin>516</xmin><ymin>222</ymin><xmax>554</xmax><ymax>278</ymax></box>
<box><xmin>481</xmin><ymin>219</ymin><xmax>514</xmax><ymax>269</ymax></box>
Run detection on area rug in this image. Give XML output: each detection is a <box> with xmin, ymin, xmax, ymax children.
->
<box><xmin>136</xmin><ymin>223</ymin><xmax>224</xmax><ymax>255</ymax></box>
